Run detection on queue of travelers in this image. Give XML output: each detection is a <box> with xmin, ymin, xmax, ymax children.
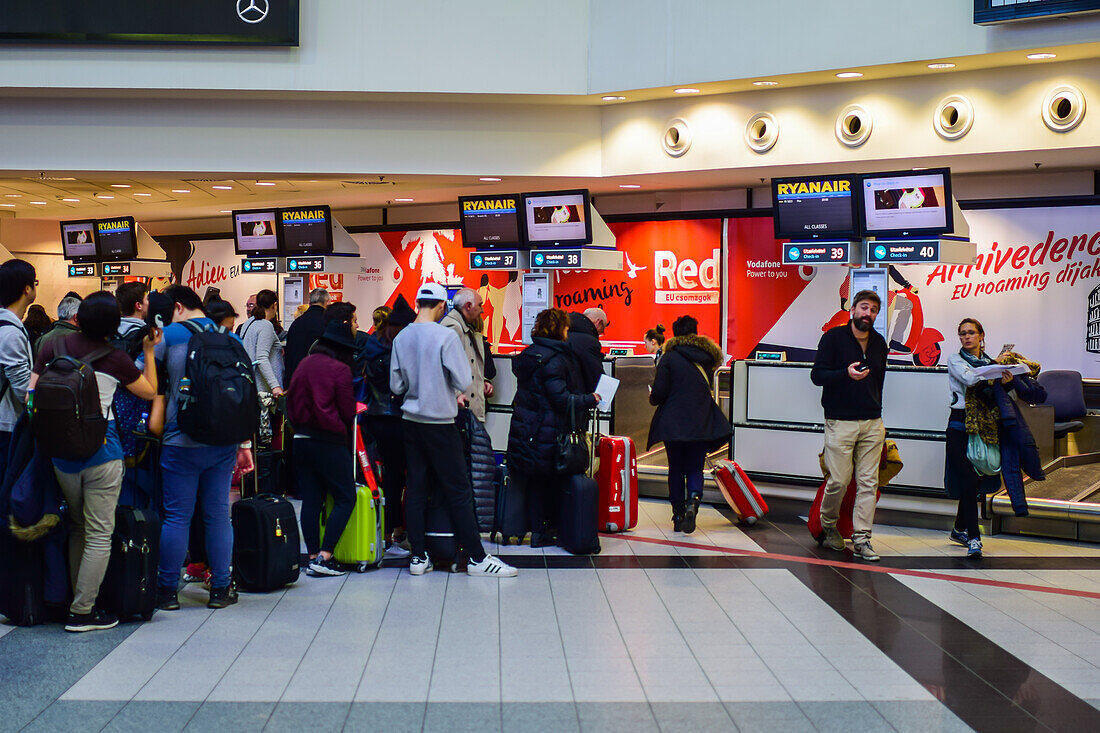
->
<box><xmin>0</xmin><ymin>261</ymin><xmax>1042</xmax><ymax>634</ymax></box>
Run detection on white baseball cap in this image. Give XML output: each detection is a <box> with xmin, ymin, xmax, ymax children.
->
<box><xmin>417</xmin><ymin>282</ymin><xmax>448</xmax><ymax>302</ymax></box>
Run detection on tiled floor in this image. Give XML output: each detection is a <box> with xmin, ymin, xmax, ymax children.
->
<box><xmin>6</xmin><ymin>498</ymin><xmax>1100</xmax><ymax>731</ymax></box>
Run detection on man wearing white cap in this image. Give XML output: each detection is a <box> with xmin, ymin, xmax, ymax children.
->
<box><xmin>390</xmin><ymin>282</ymin><xmax>518</xmax><ymax>578</ymax></box>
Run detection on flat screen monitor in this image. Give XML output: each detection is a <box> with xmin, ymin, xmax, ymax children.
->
<box><xmin>860</xmin><ymin>168</ymin><xmax>953</xmax><ymax>238</ymax></box>
<box><xmin>521</xmin><ymin>189</ymin><xmax>592</xmax><ymax>246</ymax></box>
<box><xmin>278</xmin><ymin>205</ymin><xmax>333</xmax><ymax>255</ymax></box>
<box><xmin>771</xmin><ymin>174</ymin><xmax>861</xmax><ymax>240</ymax></box>
<box><xmin>459</xmin><ymin>194</ymin><xmax>522</xmax><ymax>248</ymax></box>
<box><xmin>59</xmin><ymin>219</ymin><xmax>99</xmax><ymax>262</ymax></box>
<box><xmin>96</xmin><ymin>217</ymin><xmax>138</xmax><ymax>261</ymax></box>
<box><xmin>233</xmin><ymin>209</ymin><xmax>280</xmax><ymax>256</ymax></box>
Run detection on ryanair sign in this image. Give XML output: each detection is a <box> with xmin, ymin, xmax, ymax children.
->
<box><xmin>282</xmin><ymin>209</ymin><xmax>327</xmax><ymax>223</ymax></box>
<box><xmin>97</xmin><ymin>219</ymin><xmax>131</xmax><ymax>233</ymax></box>
<box><xmin>776</xmin><ymin>179</ymin><xmax>851</xmax><ymax>197</ymax></box>
<box><xmin>463</xmin><ymin>198</ymin><xmax>518</xmax><ymax>214</ymax></box>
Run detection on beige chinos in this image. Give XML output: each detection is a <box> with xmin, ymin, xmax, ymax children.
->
<box><xmin>56</xmin><ymin>459</ymin><xmax>125</xmax><ymax>615</ymax></box>
<box><xmin>820</xmin><ymin>418</ymin><xmax>885</xmax><ymax>544</ymax></box>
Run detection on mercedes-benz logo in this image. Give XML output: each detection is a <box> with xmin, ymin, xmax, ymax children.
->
<box><xmin>237</xmin><ymin>0</ymin><xmax>270</xmax><ymax>24</ymax></box>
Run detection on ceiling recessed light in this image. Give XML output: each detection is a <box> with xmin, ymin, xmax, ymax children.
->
<box><xmin>836</xmin><ymin>72</ymin><xmax>864</xmax><ymax>79</ymax></box>
<box><xmin>394</xmin><ymin>198</ymin><xmax>414</xmax><ymax>203</ymax></box>
<box><xmin>479</xmin><ymin>177</ymin><xmax>502</xmax><ymax>182</ymax></box>
<box><xmin>29</xmin><ymin>201</ymin><xmax>47</xmax><ymax>205</ymax></box>
<box><xmin>219</xmin><ymin>210</ymin><xmax>232</xmax><ymax>214</ymax></box>
<box><xmin>0</xmin><ymin>204</ymin><xmax>14</xmax><ymax>207</ymax></box>
<box><xmin>171</xmin><ymin>189</ymin><xmax>191</xmax><ymax>194</ymax></box>
<box><xmin>133</xmin><ymin>192</ymin><xmax>152</xmax><ymax>197</ymax></box>
<box><xmin>1027</xmin><ymin>52</ymin><xmax>1057</xmax><ymax>60</ymax></box>
<box><xmin>61</xmin><ymin>198</ymin><xmax>79</xmax><ymax>202</ymax></box>
<box><xmin>4</xmin><ymin>194</ymin><xmax>21</xmax><ymax>198</ymax></box>
<box><xmin>752</xmin><ymin>80</ymin><xmax>779</xmax><ymax>86</ymax></box>
<box><xmin>255</xmin><ymin>182</ymin><xmax>276</xmax><ymax>186</ymax></box>
<box><xmin>674</xmin><ymin>87</ymin><xmax>700</xmax><ymax>94</ymax></box>
<box><xmin>911</xmin><ymin>167</ymin><xmax>929</xmax><ymax>170</ymax></box>
<box><xmin>602</xmin><ymin>95</ymin><xmax>626</xmax><ymax>101</ymax></box>
<box><xmin>619</xmin><ymin>184</ymin><xmax>642</xmax><ymax>189</ymax></box>
<box><xmin>927</xmin><ymin>63</ymin><xmax>956</xmax><ymax>70</ymax></box>
<box><xmin>110</xmin><ymin>184</ymin><xmax>131</xmax><ymax>188</ymax></box>
<box><xmin>95</xmin><ymin>194</ymin><xmax>114</xmax><ymax>199</ymax></box>
<box><xmin>212</xmin><ymin>185</ymin><xmax>232</xmax><ymax>190</ymax></box>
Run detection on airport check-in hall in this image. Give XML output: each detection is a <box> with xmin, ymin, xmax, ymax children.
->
<box><xmin>6</xmin><ymin>1</ymin><xmax>1100</xmax><ymax>731</ymax></box>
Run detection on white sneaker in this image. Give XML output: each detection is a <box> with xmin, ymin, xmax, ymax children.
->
<box><xmin>467</xmin><ymin>554</ymin><xmax>518</xmax><ymax>578</ymax></box>
<box><xmin>409</xmin><ymin>554</ymin><xmax>433</xmax><ymax>576</ymax></box>
<box><xmin>384</xmin><ymin>542</ymin><xmax>412</xmax><ymax>560</ymax></box>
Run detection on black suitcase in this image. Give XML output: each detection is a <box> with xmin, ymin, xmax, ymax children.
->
<box><xmin>491</xmin><ymin>463</ymin><xmax>527</xmax><ymax>545</ymax></box>
<box><xmin>558</xmin><ymin>475</ymin><xmax>601</xmax><ymax>555</ymax></box>
<box><xmin>98</xmin><ymin>507</ymin><xmax>159</xmax><ymax>621</ymax></box>
<box><xmin>0</xmin><ymin>529</ymin><xmax>47</xmax><ymax>626</ymax></box>
<box><xmin>231</xmin><ymin>494</ymin><xmax>300</xmax><ymax>591</ymax></box>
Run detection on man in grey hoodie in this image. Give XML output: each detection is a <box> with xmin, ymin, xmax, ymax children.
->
<box><xmin>390</xmin><ymin>282</ymin><xmax>516</xmax><ymax>578</ymax></box>
<box><xmin>0</xmin><ymin>259</ymin><xmax>36</xmax><ymax>472</ymax></box>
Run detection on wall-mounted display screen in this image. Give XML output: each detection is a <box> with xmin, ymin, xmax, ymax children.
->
<box><xmin>521</xmin><ymin>190</ymin><xmax>592</xmax><ymax>246</ymax></box>
<box><xmin>860</xmin><ymin>168</ymin><xmax>953</xmax><ymax>237</ymax></box>
<box><xmin>96</xmin><ymin>216</ymin><xmax>137</xmax><ymax>261</ymax></box>
<box><xmin>233</xmin><ymin>209</ymin><xmax>280</xmax><ymax>256</ymax></box>
<box><xmin>459</xmin><ymin>194</ymin><xmax>522</xmax><ymax>248</ymax></box>
<box><xmin>772</xmin><ymin>175</ymin><xmax>860</xmax><ymax>239</ymax></box>
<box><xmin>60</xmin><ymin>219</ymin><xmax>99</xmax><ymax>261</ymax></box>
<box><xmin>279</xmin><ymin>205</ymin><xmax>333</xmax><ymax>255</ymax></box>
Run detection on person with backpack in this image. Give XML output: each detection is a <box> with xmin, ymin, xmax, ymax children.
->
<box><xmin>0</xmin><ymin>259</ymin><xmax>36</xmax><ymax>475</ymax></box>
<box><xmin>30</xmin><ymin>292</ymin><xmax>160</xmax><ymax>632</ymax></box>
<box><xmin>37</xmin><ymin>295</ymin><xmax>81</xmax><ymax>358</ymax></box>
<box><xmin>361</xmin><ymin>295</ymin><xmax>414</xmax><ymax>556</ymax></box>
<box><xmin>115</xmin><ymin>282</ymin><xmax>149</xmax><ymax>339</ymax></box>
<box><xmin>240</xmin><ymin>289</ymin><xmax>284</xmax><ymax>397</ymax></box>
<box><xmin>149</xmin><ymin>285</ymin><xmax>256</xmax><ymax>611</ymax></box>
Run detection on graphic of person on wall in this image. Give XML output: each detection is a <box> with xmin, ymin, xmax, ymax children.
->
<box><xmin>402</xmin><ymin>230</ymin><xmax>456</xmax><ymax>285</ymax></box>
<box><xmin>477</xmin><ymin>271</ymin><xmax>522</xmax><ymax>348</ymax></box>
<box><xmin>838</xmin><ymin>265</ymin><xmax>918</xmax><ymax>353</ymax></box>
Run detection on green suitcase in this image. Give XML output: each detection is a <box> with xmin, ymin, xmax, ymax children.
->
<box><xmin>320</xmin><ymin>482</ymin><xmax>385</xmax><ymax>572</ymax></box>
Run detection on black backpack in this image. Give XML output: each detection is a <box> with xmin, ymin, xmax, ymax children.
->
<box><xmin>177</xmin><ymin>321</ymin><xmax>258</xmax><ymax>446</ymax></box>
<box><xmin>34</xmin><ymin>340</ymin><xmax>114</xmax><ymax>461</ymax></box>
<box><xmin>109</xmin><ymin>322</ymin><xmax>147</xmax><ymax>361</ymax></box>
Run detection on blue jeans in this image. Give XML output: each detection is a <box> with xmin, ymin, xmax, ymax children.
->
<box><xmin>158</xmin><ymin>444</ymin><xmax>237</xmax><ymax>592</ymax></box>
<box><xmin>665</xmin><ymin>441</ymin><xmax>707</xmax><ymax>516</ymax></box>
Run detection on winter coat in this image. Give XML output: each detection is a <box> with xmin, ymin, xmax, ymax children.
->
<box><xmin>442</xmin><ymin>308</ymin><xmax>488</xmax><ymax>422</ymax></box>
<box><xmin>287</xmin><ymin>352</ymin><xmax>355</xmax><ymax>444</ymax></box>
<box><xmin>284</xmin><ymin>305</ymin><xmax>326</xmax><ymax>384</ymax></box>
<box><xmin>993</xmin><ymin>374</ymin><xmax>1046</xmax><ymax>516</ymax></box>
<box><xmin>566</xmin><ymin>312</ymin><xmax>604</xmax><ymax>393</ymax></box>
<box><xmin>647</xmin><ymin>334</ymin><xmax>732</xmax><ymax>450</ymax></box>
<box><xmin>458</xmin><ymin>408</ymin><xmax>496</xmax><ymax>531</ymax></box>
<box><xmin>507</xmin><ymin>337</ymin><xmax>597</xmax><ymax>474</ymax></box>
<box><xmin>359</xmin><ymin>333</ymin><xmax>403</xmax><ymax>417</ymax></box>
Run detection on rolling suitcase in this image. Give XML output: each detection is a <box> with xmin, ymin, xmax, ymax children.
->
<box><xmin>98</xmin><ymin>506</ymin><xmax>159</xmax><ymax>621</ymax></box>
<box><xmin>594</xmin><ymin>435</ymin><xmax>638</xmax><ymax>532</ymax></box>
<box><xmin>491</xmin><ymin>462</ymin><xmax>527</xmax><ymax>545</ymax></box>
<box><xmin>712</xmin><ymin>460</ymin><xmax>768</xmax><ymax>525</ymax></box>
<box><xmin>232</xmin><ymin>494</ymin><xmax>300</xmax><ymax>591</ymax></box>
<box><xmin>322</xmin><ymin>421</ymin><xmax>386</xmax><ymax>571</ymax></box>
<box><xmin>0</xmin><ymin>529</ymin><xmax>47</xmax><ymax>626</ymax></box>
<box><xmin>557</xmin><ymin>474</ymin><xmax>601</xmax><ymax>555</ymax></box>
<box><xmin>807</xmin><ymin>441</ymin><xmax>901</xmax><ymax>544</ymax></box>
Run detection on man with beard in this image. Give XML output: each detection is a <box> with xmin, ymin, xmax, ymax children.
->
<box><xmin>810</xmin><ymin>289</ymin><xmax>887</xmax><ymax>561</ymax></box>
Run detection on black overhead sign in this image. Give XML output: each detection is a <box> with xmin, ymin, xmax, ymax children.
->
<box><xmin>469</xmin><ymin>251</ymin><xmax>520</xmax><ymax>270</ymax></box>
<box><xmin>0</xmin><ymin>0</ymin><xmax>300</xmax><ymax>46</ymax></box>
<box><xmin>975</xmin><ymin>0</ymin><xmax>1100</xmax><ymax>24</ymax></box>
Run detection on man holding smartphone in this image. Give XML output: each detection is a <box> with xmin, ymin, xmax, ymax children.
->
<box><xmin>810</xmin><ymin>289</ymin><xmax>888</xmax><ymax>561</ymax></box>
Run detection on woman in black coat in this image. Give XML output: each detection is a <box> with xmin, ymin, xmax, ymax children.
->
<box><xmin>648</xmin><ymin>315</ymin><xmax>732</xmax><ymax>534</ymax></box>
<box><xmin>507</xmin><ymin>308</ymin><xmax>599</xmax><ymax>547</ymax></box>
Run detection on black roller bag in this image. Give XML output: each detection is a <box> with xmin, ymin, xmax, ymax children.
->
<box><xmin>491</xmin><ymin>462</ymin><xmax>527</xmax><ymax>546</ymax></box>
<box><xmin>558</xmin><ymin>474</ymin><xmax>601</xmax><ymax>555</ymax></box>
<box><xmin>232</xmin><ymin>493</ymin><xmax>300</xmax><ymax>591</ymax></box>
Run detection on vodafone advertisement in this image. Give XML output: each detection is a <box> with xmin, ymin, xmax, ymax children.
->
<box><xmin>749</xmin><ymin>205</ymin><xmax>1100</xmax><ymax>377</ymax></box>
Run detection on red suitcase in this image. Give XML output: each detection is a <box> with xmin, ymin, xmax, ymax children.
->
<box><xmin>595</xmin><ymin>435</ymin><xmax>638</xmax><ymax>532</ymax></box>
<box><xmin>806</xmin><ymin>479</ymin><xmax>880</xmax><ymax>543</ymax></box>
<box><xmin>712</xmin><ymin>460</ymin><xmax>768</xmax><ymax>525</ymax></box>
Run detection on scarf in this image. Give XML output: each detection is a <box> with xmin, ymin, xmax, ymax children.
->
<box><xmin>960</xmin><ymin>349</ymin><xmax>1000</xmax><ymax>444</ymax></box>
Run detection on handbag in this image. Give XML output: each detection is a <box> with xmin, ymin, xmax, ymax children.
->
<box><xmin>554</xmin><ymin>395</ymin><xmax>590</xmax><ymax>475</ymax></box>
<box><xmin>966</xmin><ymin>433</ymin><xmax>1001</xmax><ymax>476</ymax></box>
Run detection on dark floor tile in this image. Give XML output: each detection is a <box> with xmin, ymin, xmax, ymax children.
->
<box><xmin>797</xmin><ymin>701</ymin><xmax>894</xmax><ymax>733</ymax></box>
<box><xmin>543</xmin><ymin>556</ymin><xmax>597</xmax><ymax>569</ymax></box>
<box><xmin>184</xmin><ymin>701</ymin><xmax>274</xmax><ymax>732</ymax></box>
<box><xmin>20</xmin><ymin>700</ymin><xmax>125</xmax><ymax>733</ymax></box>
<box><xmin>265</xmin><ymin>702</ymin><xmax>350</xmax><ymax>733</ymax></box>
<box><xmin>649</xmin><ymin>702</ymin><xmax>737</xmax><ymax>732</ymax></box>
<box><xmin>575</xmin><ymin>702</ymin><xmax>658</xmax><ymax>733</ymax></box>
<box><xmin>870</xmin><ymin>701</ymin><xmax>973</xmax><ymax>733</ymax></box>
<box><xmin>502</xmin><ymin>702</ymin><xmax>580</xmax><ymax>733</ymax></box>
<box><xmin>723</xmin><ymin>701</ymin><xmax>814</xmax><ymax>732</ymax></box>
<box><xmin>103</xmin><ymin>701</ymin><xmax>201</xmax><ymax>733</ymax></box>
<box><xmin>589</xmin><ymin>555</ymin><xmax>642</xmax><ymax>569</ymax></box>
<box><xmin>345</xmin><ymin>702</ymin><xmax>426</xmax><ymax>733</ymax></box>
<box><xmin>423</xmin><ymin>702</ymin><xmax>502</xmax><ymax>733</ymax></box>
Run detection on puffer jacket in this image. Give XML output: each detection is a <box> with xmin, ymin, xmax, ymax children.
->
<box><xmin>360</xmin><ymin>333</ymin><xmax>403</xmax><ymax>417</ymax></box>
<box><xmin>647</xmin><ymin>334</ymin><xmax>732</xmax><ymax>450</ymax></box>
<box><xmin>507</xmin><ymin>337</ymin><xmax>597</xmax><ymax>474</ymax></box>
<box><xmin>458</xmin><ymin>408</ymin><xmax>496</xmax><ymax>531</ymax></box>
<box><xmin>566</xmin><ymin>312</ymin><xmax>604</xmax><ymax>393</ymax></box>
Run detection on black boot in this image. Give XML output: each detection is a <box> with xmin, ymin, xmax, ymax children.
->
<box><xmin>683</xmin><ymin>495</ymin><xmax>700</xmax><ymax>534</ymax></box>
<box><xmin>673</xmin><ymin>515</ymin><xmax>684</xmax><ymax>533</ymax></box>
<box><xmin>156</xmin><ymin>590</ymin><xmax>180</xmax><ymax>611</ymax></box>
<box><xmin>207</xmin><ymin>585</ymin><xmax>239</xmax><ymax>609</ymax></box>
